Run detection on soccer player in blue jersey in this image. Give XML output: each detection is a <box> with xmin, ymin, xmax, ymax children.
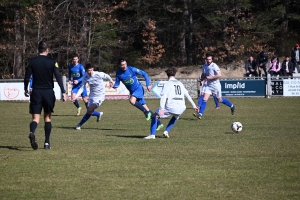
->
<box><xmin>144</xmin><ymin>67</ymin><xmax>198</xmax><ymax>139</ymax></box>
<box><xmin>68</xmin><ymin>54</ymin><xmax>88</xmax><ymax>115</ymax></box>
<box><xmin>193</xmin><ymin>53</ymin><xmax>235</xmax><ymax>119</ymax></box>
<box><xmin>73</xmin><ymin>64</ymin><xmax>113</xmax><ymax>130</ymax></box>
<box><xmin>113</xmin><ymin>58</ymin><xmax>163</xmax><ymax>130</ymax></box>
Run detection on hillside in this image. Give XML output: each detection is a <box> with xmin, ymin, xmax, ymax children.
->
<box><xmin>147</xmin><ymin>61</ymin><xmax>245</xmax><ymax>79</ymax></box>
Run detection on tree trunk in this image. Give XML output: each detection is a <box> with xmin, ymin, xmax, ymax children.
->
<box><xmin>80</xmin><ymin>15</ymin><xmax>88</xmax><ymax>64</ymax></box>
<box><xmin>14</xmin><ymin>2</ymin><xmax>23</xmax><ymax>78</ymax></box>
<box><xmin>187</xmin><ymin>0</ymin><xmax>193</xmax><ymax>65</ymax></box>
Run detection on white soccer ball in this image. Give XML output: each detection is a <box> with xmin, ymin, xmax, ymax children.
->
<box><xmin>231</xmin><ymin>122</ymin><xmax>243</xmax><ymax>133</ymax></box>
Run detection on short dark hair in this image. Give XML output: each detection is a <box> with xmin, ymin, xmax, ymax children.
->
<box><xmin>72</xmin><ymin>54</ymin><xmax>79</xmax><ymax>59</ymax></box>
<box><xmin>85</xmin><ymin>63</ymin><xmax>93</xmax><ymax>70</ymax></box>
<box><xmin>118</xmin><ymin>58</ymin><xmax>126</xmax><ymax>65</ymax></box>
<box><xmin>38</xmin><ymin>41</ymin><xmax>48</xmax><ymax>53</ymax></box>
<box><xmin>165</xmin><ymin>67</ymin><xmax>177</xmax><ymax>77</ymax></box>
<box><xmin>206</xmin><ymin>53</ymin><xmax>213</xmax><ymax>59</ymax></box>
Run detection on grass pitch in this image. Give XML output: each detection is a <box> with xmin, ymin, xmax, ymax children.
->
<box><xmin>0</xmin><ymin>98</ymin><xmax>300</xmax><ymax>200</ymax></box>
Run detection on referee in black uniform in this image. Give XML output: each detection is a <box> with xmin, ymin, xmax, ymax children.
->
<box><xmin>24</xmin><ymin>41</ymin><xmax>67</xmax><ymax>150</ymax></box>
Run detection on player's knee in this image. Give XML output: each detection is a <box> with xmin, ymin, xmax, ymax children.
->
<box><xmin>129</xmin><ymin>99</ymin><xmax>135</xmax><ymax>105</ymax></box>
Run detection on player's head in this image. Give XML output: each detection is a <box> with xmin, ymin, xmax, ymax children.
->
<box><xmin>249</xmin><ymin>56</ymin><xmax>254</xmax><ymax>61</ymax></box>
<box><xmin>85</xmin><ymin>63</ymin><xmax>94</xmax><ymax>76</ymax></box>
<box><xmin>165</xmin><ymin>67</ymin><xmax>177</xmax><ymax>78</ymax></box>
<box><xmin>72</xmin><ymin>54</ymin><xmax>79</xmax><ymax>65</ymax></box>
<box><xmin>118</xmin><ymin>58</ymin><xmax>127</xmax><ymax>71</ymax></box>
<box><xmin>38</xmin><ymin>41</ymin><xmax>49</xmax><ymax>54</ymax></box>
<box><xmin>206</xmin><ymin>53</ymin><xmax>213</xmax><ymax>65</ymax></box>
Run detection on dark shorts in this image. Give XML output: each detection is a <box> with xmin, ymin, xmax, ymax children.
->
<box><xmin>30</xmin><ymin>89</ymin><xmax>56</xmax><ymax>114</ymax></box>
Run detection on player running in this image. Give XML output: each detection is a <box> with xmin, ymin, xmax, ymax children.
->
<box><xmin>68</xmin><ymin>54</ymin><xmax>88</xmax><ymax>115</ymax></box>
<box><xmin>73</xmin><ymin>63</ymin><xmax>113</xmax><ymax>130</ymax></box>
<box><xmin>193</xmin><ymin>53</ymin><xmax>235</xmax><ymax>119</ymax></box>
<box><xmin>144</xmin><ymin>67</ymin><xmax>198</xmax><ymax>139</ymax></box>
<box><xmin>113</xmin><ymin>58</ymin><xmax>163</xmax><ymax>130</ymax></box>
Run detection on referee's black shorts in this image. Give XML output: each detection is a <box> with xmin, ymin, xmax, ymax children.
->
<box><xmin>30</xmin><ymin>89</ymin><xmax>56</xmax><ymax>114</ymax></box>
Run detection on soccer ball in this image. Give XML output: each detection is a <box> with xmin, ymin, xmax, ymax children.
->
<box><xmin>231</xmin><ymin>122</ymin><xmax>243</xmax><ymax>133</ymax></box>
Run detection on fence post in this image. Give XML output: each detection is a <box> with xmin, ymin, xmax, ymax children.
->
<box><xmin>62</xmin><ymin>76</ymin><xmax>66</xmax><ymax>100</ymax></box>
<box><xmin>266</xmin><ymin>74</ymin><xmax>271</xmax><ymax>98</ymax></box>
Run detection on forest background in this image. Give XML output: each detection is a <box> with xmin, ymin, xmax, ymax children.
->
<box><xmin>1</xmin><ymin>0</ymin><xmax>300</xmax><ymax>78</ymax></box>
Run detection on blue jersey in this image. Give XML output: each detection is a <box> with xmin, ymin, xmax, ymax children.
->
<box><xmin>68</xmin><ymin>63</ymin><xmax>85</xmax><ymax>86</ymax></box>
<box><xmin>113</xmin><ymin>66</ymin><xmax>151</xmax><ymax>93</ymax></box>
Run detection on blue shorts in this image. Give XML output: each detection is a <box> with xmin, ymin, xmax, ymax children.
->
<box><xmin>131</xmin><ymin>85</ymin><xmax>146</xmax><ymax>105</ymax></box>
<box><xmin>72</xmin><ymin>85</ymin><xmax>88</xmax><ymax>97</ymax></box>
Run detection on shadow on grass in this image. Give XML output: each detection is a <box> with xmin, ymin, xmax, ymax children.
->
<box><xmin>179</xmin><ymin>117</ymin><xmax>199</xmax><ymax>121</ymax></box>
<box><xmin>0</xmin><ymin>145</ymin><xmax>32</xmax><ymax>151</ymax></box>
<box><xmin>107</xmin><ymin>135</ymin><xmax>168</xmax><ymax>139</ymax></box>
<box><xmin>106</xmin><ymin>135</ymin><xmax>145</xmax><ymax>139</ymax></box>
<box><xmin>57</xmin><ymin>126</ymin><xmax>125</xmax><ymax>131</ymax></box>
<box><xmin>52</xmin><ymin>114</ymin><xmax>78</xmax><ymax>117</ymax></box>
<box><xmin>224</xmin><ymin>131</ymin><xmax>237</xmax><ymax>134</ymax></box>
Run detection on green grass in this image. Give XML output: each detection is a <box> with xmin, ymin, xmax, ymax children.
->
<box><xmin>0</xmin><ymin>98</ymin><xmax>300</xmax><ymax>200</ymax></box>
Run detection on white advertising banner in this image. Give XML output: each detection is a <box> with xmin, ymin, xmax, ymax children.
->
<box><xmin>0</xmin><ymin>82</ymin><xmax>62</xmax><ymax>100</ymax></box>
<box><xmin>283</xmin><ymin>79</ymin><xmax>300</xmax><ymax>96</ymax></box>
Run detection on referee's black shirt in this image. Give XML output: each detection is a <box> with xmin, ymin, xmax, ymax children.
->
<box><xmin>24</xmin><ymin>55</ymin><xmax>65</xmax><ymax>93</ymax></box>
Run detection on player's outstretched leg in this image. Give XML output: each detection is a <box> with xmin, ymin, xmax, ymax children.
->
<box><xmin>220</xmin><ymin>98</ymin><xmax>235</xmax><ymax>115</ymax></box>
<box><xmin>76</xmin><ymin>113</ymin><xmax>92</xmax><ymax>130</ymax></box>
<box><xmin>134</xmin><ymin>101</ymin><xmax>151</xmax><ymax>120</ymax></box>
<box><xmin>91</xmin><ymin>111</ymin><xmax>103</xmax><ymax>122</ymax></box>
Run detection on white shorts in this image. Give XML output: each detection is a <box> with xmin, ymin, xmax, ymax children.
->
<box><xmin>203</xmin><ymin>83</ymin><xmax>222</xmax><ymax>98</ymax></box>
<box><xmin>87</xmin><ymin>96</ymin><xmax>104</xmax><ymax>108</ymax></box>
<box><xmin>156</xmin><ymin>107</ymin><xmax>183</xmax><ymax>119</ymax></box>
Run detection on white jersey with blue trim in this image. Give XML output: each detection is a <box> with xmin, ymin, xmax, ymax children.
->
<box><xmin>203</xmin><ymin>62</ymin><xmax>221</xmax><ymax>85</ymax></box>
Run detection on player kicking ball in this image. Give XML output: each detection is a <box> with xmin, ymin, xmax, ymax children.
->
<box><xmin>72</xmin><ymin>63</ymin><xmax>114</xmax><ymax>130</ymax></box>
<box><xmin>144</xmin><ymin>67</ymin><xmax>199</xmax><ymax>139</ymax></box>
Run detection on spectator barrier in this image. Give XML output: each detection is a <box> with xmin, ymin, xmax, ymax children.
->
<box><xmin>0</xmin><ymin>75</ymin><xmax>299</xmax><ymax>101</ymax></box>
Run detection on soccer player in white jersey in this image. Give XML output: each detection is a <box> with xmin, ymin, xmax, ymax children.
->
<box><xmin>144</xmin><ymin>67</ymin><xmax>199</xmax><ymax>139</ymax></box>
<box><xmin>72</xmin><ymin>63</ymin><xmax>114</xmax><ymax>130</ymax></box>
<box><xmin>193</xmin><ymin>53</ymin><xmax>235</xmax><ymax>119</ymax></box>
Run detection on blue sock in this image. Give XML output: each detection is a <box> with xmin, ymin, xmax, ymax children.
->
<box><xmin>78</xmin><ymin>113</ymin><xmax>92</xmax><ymax>126</ymax></box>
<box><xmin>165</xmin><ymin>116</ymin><xmax>178</xmax><ymax>132</ymax></box>
<box><xmin>92</xmin><ymin>111</ymin><xmax>100</xmax><ymax>117</ymax></box>
<box><xmin>199</xmin><ymin>100</ymin><xmax>207</xmax><ymax>115</ymax></box>
<box><xmin>213</xmin><ymin>96</ymin><xmax>220</xmax><ymax>107</ymax></box>
<box><xmin>221</xmin><ymin>98</ymin><xmax>233</xmax><ymax>107</ymax></box>
<box><xmin>134</xmin><ymin>101</ymin><xmax>148</xmax><ymax>116</ymax></box>
<box><xmin>150</xmin><ymin>117</ymin><xmax>158</xmax><ymax>135</ymax></box>
<box><xmin>73</xmin><ymin>100</ymin><xmax>80</xmax><ymax>108</ymax></box>
<box><xmin>197</xmin><ymin>94</ymin><xmax>204</xmax><ymax>108</ymax></box>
